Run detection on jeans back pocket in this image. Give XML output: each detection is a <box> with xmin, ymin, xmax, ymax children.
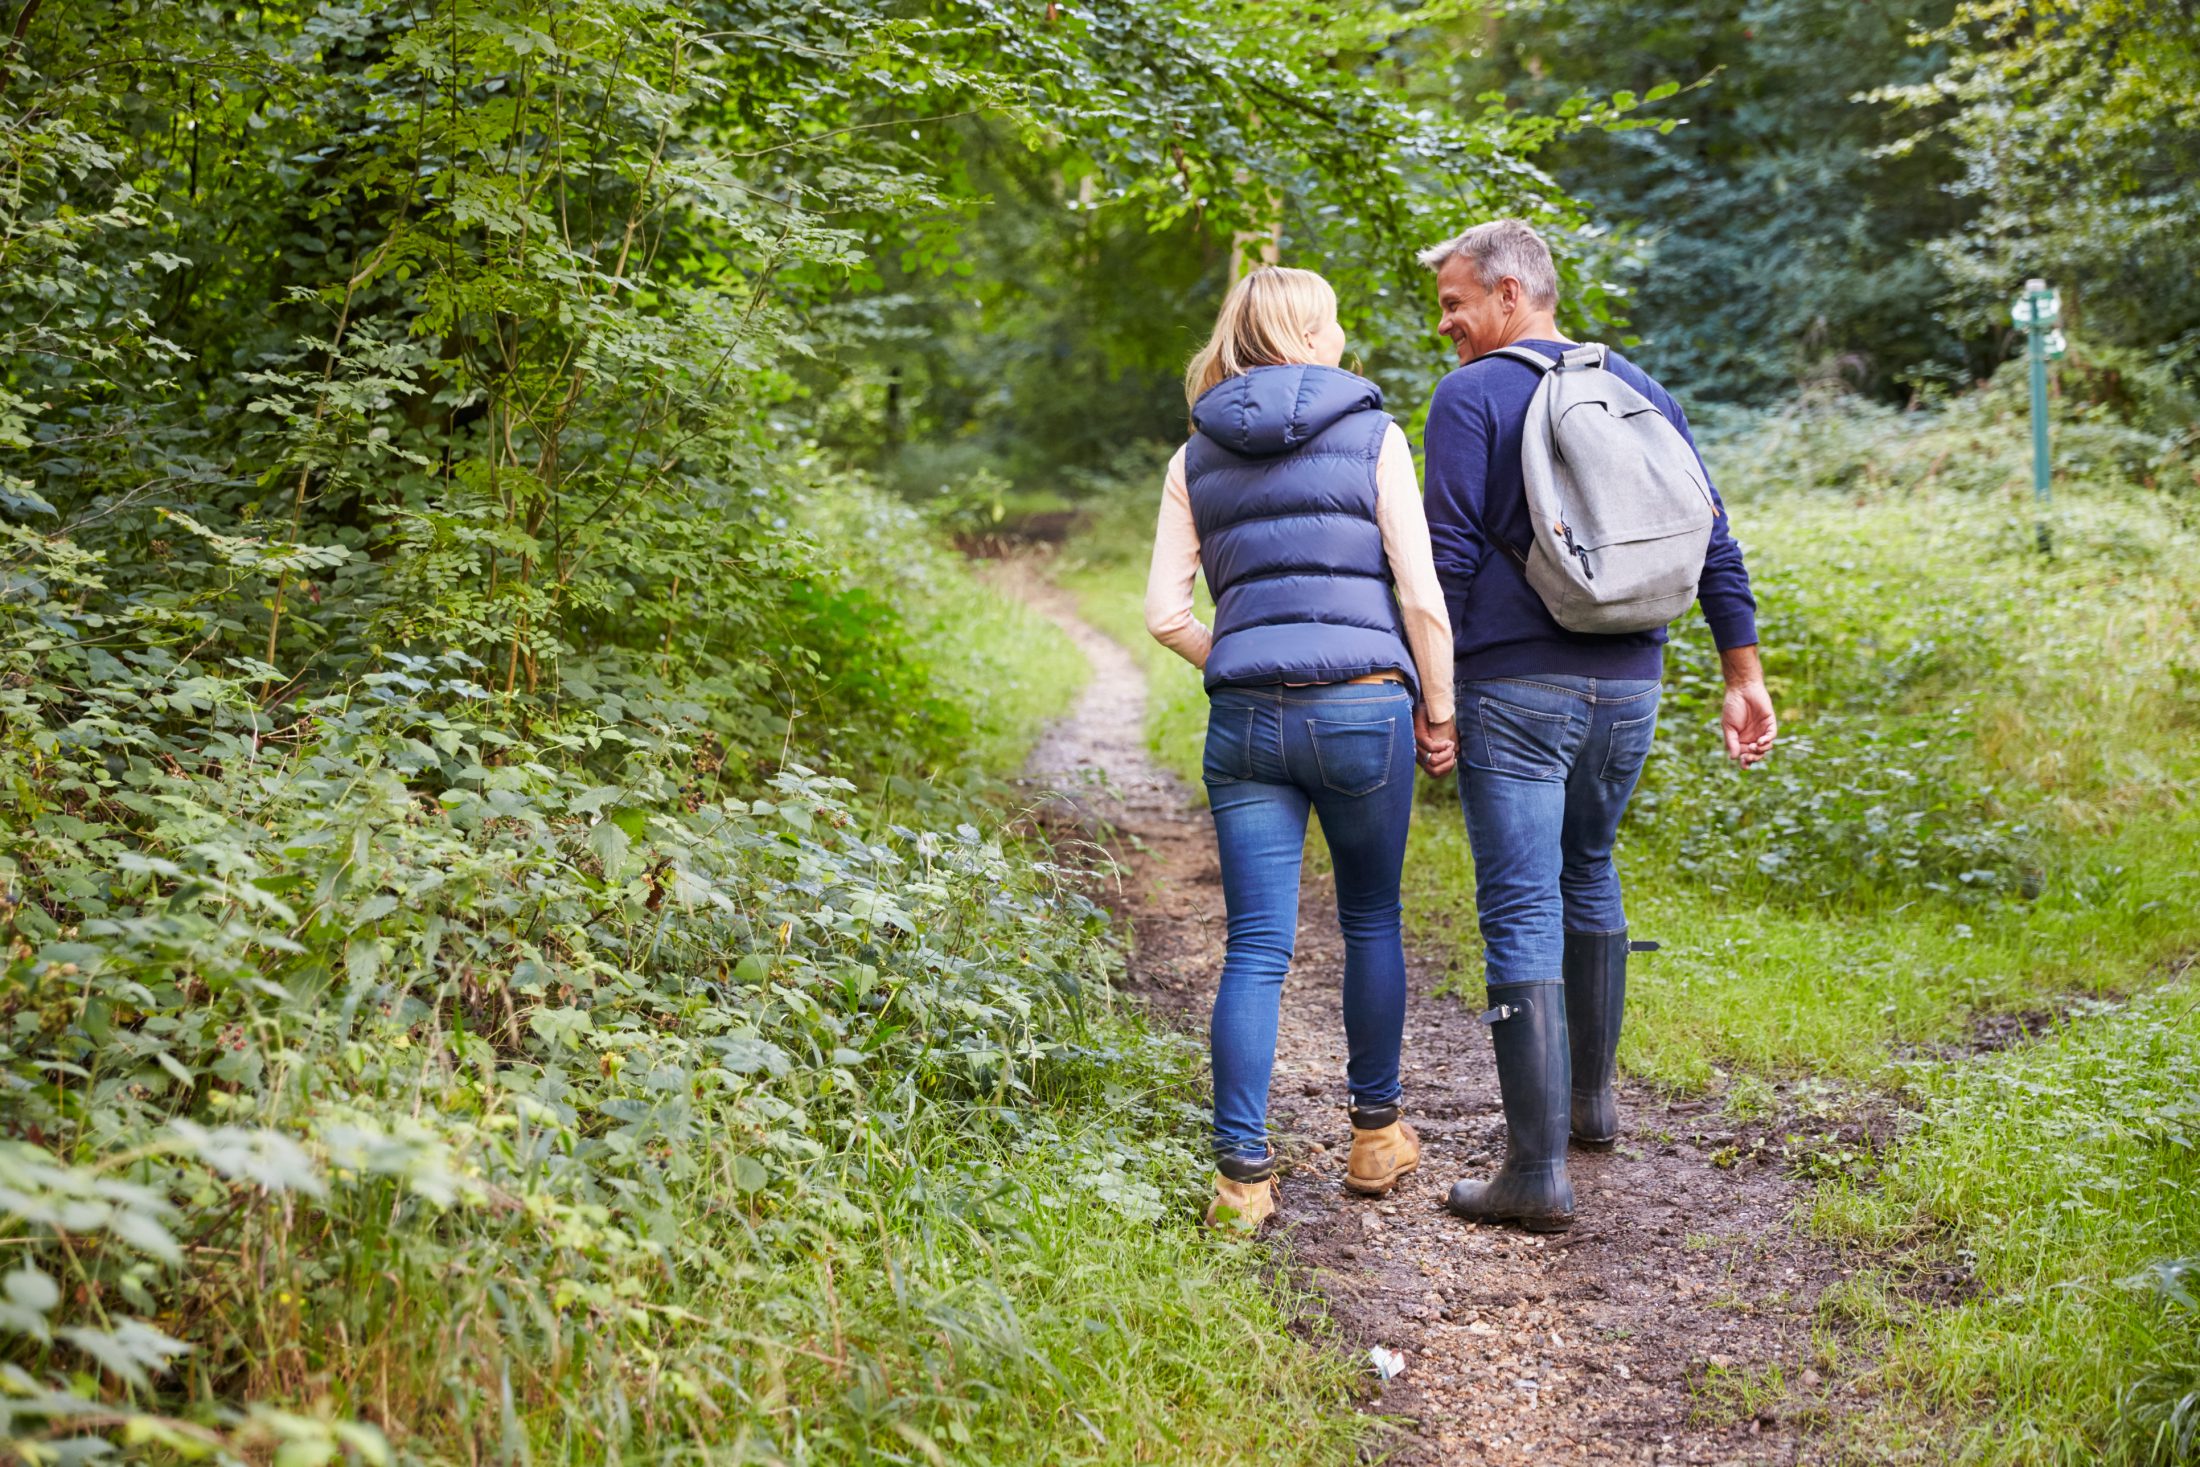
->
<box><xmin>1472</xmin><ymin>696</ymin><xmax>1576</xmax><ymax>779</ymax></box>
<box><xmin>1308</xmin><ymin>716</ymin><xmax>1397</xmax><ymax>797</ymax></box>
<box><xmin>1599</xmin><ymin>707</ymin><xmax>1659</xmax><ymax>785</ymax></box>
<box><xmin>1203</xmin><ymin>704</ymin><xmax>1257</xmax><ymax>785</ymax></box>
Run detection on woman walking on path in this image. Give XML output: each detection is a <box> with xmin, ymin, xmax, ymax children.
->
<box><xmin>1145</xmin><ymin>267</ymin><xmax>1459</xmax><ymax>1229</ymax></box>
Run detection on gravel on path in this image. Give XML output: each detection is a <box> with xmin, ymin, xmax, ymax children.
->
<box><xmin>1009</xmin><ymin>563</ymin><xmax>1847</xmax><ymax>1466</ymax></box>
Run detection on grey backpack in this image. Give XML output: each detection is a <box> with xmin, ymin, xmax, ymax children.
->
<box><xmin>1489</xmin><ymin>343</ymin><xmax>1717</xmax><ymax>635</ymax></box>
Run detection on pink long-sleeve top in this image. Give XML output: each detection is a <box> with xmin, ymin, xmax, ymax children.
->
<box><xmin>1142</xmin><ymin>422</ymin><xmax>1457</xmax><ymax>725</ymax></box>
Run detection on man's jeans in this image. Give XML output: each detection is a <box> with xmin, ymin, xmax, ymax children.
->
<box><xmin>1203</xmin><ymin>682</ymin><xmax>1416</xmax><ymax>1164</ymax></box>
<box><xmin>1457</xmin><ymin>676</ymin><xmax>1661</xmax><ymax>985</ymax></box>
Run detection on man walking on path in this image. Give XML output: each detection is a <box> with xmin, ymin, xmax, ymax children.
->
<box><xmin>1411</xmin><ymin>219</ymin><xmax>1777</xmax><ymax>1232</ymax></box>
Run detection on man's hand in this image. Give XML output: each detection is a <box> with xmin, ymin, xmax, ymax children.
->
<box><xmin>1719</xmin><ymin>645</ymin><xmax>1777</xmax><ymax>767</ymax></box>
<box><xmin>1415</xmin><ymin>708</ymin><xmax>1458</xmax><ymax>778</ymax></box>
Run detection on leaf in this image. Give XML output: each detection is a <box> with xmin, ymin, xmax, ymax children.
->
<box><xmin>157</xmin><ymin>509</ymin><xmax>350</xmax><ymax>574</ymax></box>
<box><xmin>590</xmin><ymin>818</ymin><xmax>631</xmax><ymax>880</ymax></box>
<box><xmin>169</xmin><ymin>1123</ymin><xmax>328</xmax><ymax>1198</ymax></box>
<box><xmin>334</xmin><ymin>1424</ymin><xmax>393</xmax><ymax>1465</ymax></box>
<box><xmin>0</xmin><ymin>1266</ymin><xmax>58</xmax><ymax>1339</ymax></box>
<box><xmin>712</xmin><ymin>1033</ymin><xmax>788</xmax><ymax>1077</ymax></box>
<box><xmin>103</xmin><ymin>1207</ymin><xmax>183</xmax><ymax>1264</ymax></box>
<box><xmin>570</xmin><ymin>785</ymin><xmax>624</xmax><ymax>816</ymax></box>
<box><xmin>0</xmin><ymin>481</ymin><xmax>56</xmax><ymax>517</ymax></box>
<box><xmin>60</xmin><ymin>1317</ymin><xmax>191</xmax><ymax>1389</ymax></box>
<box><xmin>732</xmin><ymin>1155</ymin><xmax>768</xmax><ymax>1192</ymax></box>
<box><xmin>351</xmin><ymin>894</ymin><xmax>400</xmax><ymax>928</ymax></box>
<box><xmin>7</xmin><ymin>1266</ymin><xmax>59</xmax><ymax>1313</ymax></box>
<box><xmin>529</xmin><ymin>1007</ymin><xmax>594</xmax><ymax>1050</ymax></box>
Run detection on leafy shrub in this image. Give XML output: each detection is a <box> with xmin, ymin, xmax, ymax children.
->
<box><xmin>2122</xmin><ymin>1259</ymin><xmax>2200</xmax><ymax>1464</ymax></box>
<box><xmin>1626</xmin><ymin>391</ymin><xmax>2199</xmax><ymax>911</ymax></box>
<box><xmin>0</xmin><ymin>650</ymin><xmax>1357</xmax><ymax>1456</ymax></box>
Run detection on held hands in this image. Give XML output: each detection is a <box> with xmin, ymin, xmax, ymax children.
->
<box><xmin>1414</xmin><ymin>708</ymin><xmax>1458</xmax><ymax>778</ymax></box>
<box><xmin>1719</xmin><ymin>645</ymin><xmax>1778</xmax><ymax>767</ymax></box>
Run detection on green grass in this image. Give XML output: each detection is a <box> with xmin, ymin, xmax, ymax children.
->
<box><xmin>1056</xmin><ymin>491</ymin><xmax>1210</xmax><ymax>792</ymax></box>
<box><xmin>928</xmin><ymin>551</ymin><xmax>1091</xmax><ymax>777</ymax></box>
<box><xmin>1810</xmin><ymin>980</ymin><xmax>2200</xmax><ymax>1465</ymax></box>
<box><xmin>1399</xmin><ymin>810</ymin><xmax>2200</xmax><ymax>1091</ymax></box>
<box><xmin>1058</xmin><ymin>391</ymin><xmax>2200</xmax><ymax>1464</ymax></box>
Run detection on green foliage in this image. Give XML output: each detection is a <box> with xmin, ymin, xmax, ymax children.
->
<box><xmin>0</xmin><ymin>711</ymin><xmax>1360</xmax><ymax>1456</ymax></box>
<box><xmin>1052</xmin><ymin>466</ymin><xmax>1212</xmax><ymax>789</ymax></box>
<box><xmin>816</xmin><ymin>2</ymin><xmax>1686</xmax><ymax>493</ymax></box>
<box><xmin>1420</xmin><ymin>0</ymin><xmax>1975</xmax><ymax>402</ymax></box>
<box><xmin>1874</xmin><ymin>0</ymin><xmax>2200</xmax><ymax>376</ymax></box>
<box><xmin>1407</xmin><ymin>0</ymin><xmax>2200</xmax><ymax>403</ymax></box>
<box><xmin>1628</xmin><ymin>372</ymin><xmax>2198</xmax><ymax>903</ymax></box>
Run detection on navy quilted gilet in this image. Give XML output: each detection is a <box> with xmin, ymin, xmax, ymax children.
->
<box><xmin>1185</xmin><ymin>364</ymin><xmax>1419</xmax><ymax>701</ymax></box>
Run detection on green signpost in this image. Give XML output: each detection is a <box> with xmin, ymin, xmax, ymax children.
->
<box><xmin>2011</xmin><ymin>278</ymin><xmax>2065</xmax><ymax>551</ymax></box>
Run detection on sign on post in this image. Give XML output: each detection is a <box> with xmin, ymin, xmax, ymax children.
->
<box><xmin>2011</xmin><ymin>279</ymin><xmax>2059</xmax><ymax>551</ymax></box>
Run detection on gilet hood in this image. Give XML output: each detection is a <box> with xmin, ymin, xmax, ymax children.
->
<box><xmin>1190</xmin><ymin>364</ymin><xmax>1385</xmax><ymax>459</ymax></box>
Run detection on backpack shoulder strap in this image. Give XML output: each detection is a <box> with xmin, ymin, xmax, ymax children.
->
<box><xmin>1484</xmin><ymin>344</ymin><xmax>1558</xmax><ymax>373</ymax></box>
<box><xmin>1478</xmin><ymin>346</ymin><xmax>1562</xmax><ymax>570</ymax></box>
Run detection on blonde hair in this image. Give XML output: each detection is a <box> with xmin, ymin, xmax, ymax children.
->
<box><xmin>1184</xmin><ymin>266</ymin><xmax>1339</xmax><ymax>408</ymax></box>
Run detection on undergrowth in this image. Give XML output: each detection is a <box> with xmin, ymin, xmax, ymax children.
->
<box><xmin>1</xmin><ymin>479</ymin><xmax>1363</xmax><ymax>1459</ymax></box>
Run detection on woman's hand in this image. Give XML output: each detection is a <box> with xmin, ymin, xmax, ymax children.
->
<box><xmin>1414</xmin><ymin>709</ymin><xmax>1458</xmax><ymax>778</ymax></box>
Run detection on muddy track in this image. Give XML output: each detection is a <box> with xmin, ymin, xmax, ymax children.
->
<box><xmin>1013</xmin><ymin>567</ymin><xmax>1847</xmax><ymax>1466</ymax></box>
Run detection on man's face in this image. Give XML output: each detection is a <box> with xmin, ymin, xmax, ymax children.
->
<box><xmin>1434</xmin><ymin>258</ymin><xmax>1516</xmax><ymax>366</ymax></box>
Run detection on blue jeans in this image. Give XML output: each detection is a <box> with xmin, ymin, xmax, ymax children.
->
<box><xmin>1203</xmin><ymin>682</ymin><xmax>1416</xmax><ymax>1163</ymax></box>
<box><xmin>1457</xmin><ymin>676</ymin><xmax>1661</xmax><ymax>986</ymax></box>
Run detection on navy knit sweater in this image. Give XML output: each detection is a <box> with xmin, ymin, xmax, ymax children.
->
<box><xmin>1422</xmin><ymin>340</ymin><xmax>1759</xmax><ymax>683</ymax></box>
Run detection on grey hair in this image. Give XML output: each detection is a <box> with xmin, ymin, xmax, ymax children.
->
<box><xmin>1415</xmin><ymin>219</ymin><xmax>1559</xmax><ymax>310</ymax></box>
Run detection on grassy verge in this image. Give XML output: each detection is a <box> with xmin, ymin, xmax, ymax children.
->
<box><xmin>931</xmin><ymin>548</ymin><xmax>1094</xmax><ymax>778</ymax></box>
<box><xmin>1814</xmin><ymin>978</ymin><xmax>2200</xmax><ymax>1464</ymax></box>
<box><xmin>1058</xmin><ymin>385</ymin><xmax>2200</xmax><ymax>1463</ymax></box>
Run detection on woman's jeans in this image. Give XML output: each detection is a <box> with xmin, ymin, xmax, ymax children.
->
<box><xmin>1203</xmin><ymin>682</ymin><xmax>1416</xmax><ymax>1164</ymax></box>
<box><xmin>1457</xmin><ymin>676</ymin><xmax>1662</xmax><ymax>985</ymax></box>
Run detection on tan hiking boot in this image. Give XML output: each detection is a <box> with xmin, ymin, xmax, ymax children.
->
<box><xmin>1204</xmin><ymin>1173</ymin><xmax>1279</xmax><ymax>1231</ymax></box>
<box><xmin>1344</xmin><ymin>1104</ymin><xmax>1421</xmax><ymax>1196</ymax></box>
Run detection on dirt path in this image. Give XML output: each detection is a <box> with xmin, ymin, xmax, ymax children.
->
<box><xmin>1016</xmin><ymin>570</ymin><xmax>1842</xmax><ymax>1466</ymax></box>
